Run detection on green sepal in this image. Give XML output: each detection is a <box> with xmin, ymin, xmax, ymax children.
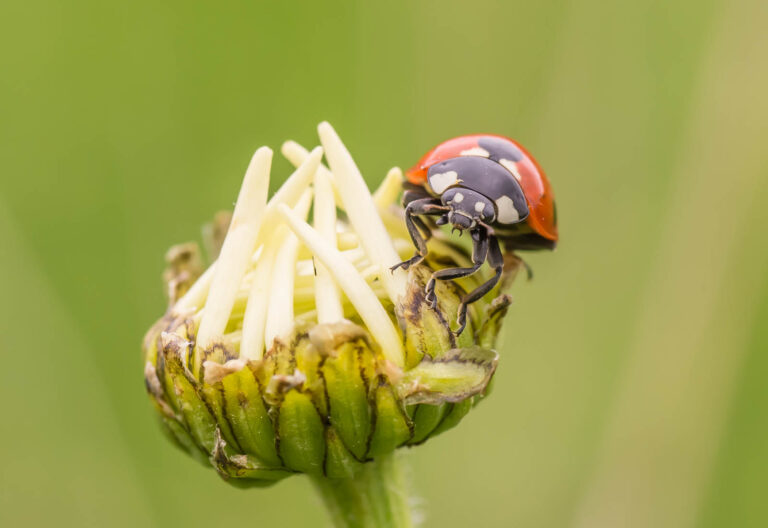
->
<box><xmin>396</xmin><ymin>347</ymin><xmax>498</xmax><ymax>405</ymax></box>
<box><xmin>406</xmin><ymin>403</ymin><xmax>449</xmax><ymax>445</ymax></box>
<box><xmin>158</xmin><ymin>416</ymin><xmax>210</xmax><ymax>465</ymax></box>
<box><xmin>200</xmin><ymin>383</ymin><xmax>243</xmax><ymax>454</ymax></box>
<box><xmin>278</xmin><ymin>390</ymin><xmax>326</xmax><ymax>474</ymax></box>
<box><xmin>367</xmin><ymin>384</ymin><xmax>412</xmax><ymax>457</ymax></box>
<box><xmin>144</xmin><ymin>357</ymin><xmax>210</xmax><ymax>462</ymax></box>
<box><xmin>401</xmin><ymin>266</ymin><xmax>456</xmax><ymax>367</ymax></box>
<box><xmin>294</xmin><ymin>334</ymin><xmax>328</xmax><ymax>417</ymax></box>
<box><xmin>211</xmin><ymin>429</ymin><xmax>293</xmax><ymax>487</ymax></box>
<box><xmin>400</xmin><ymin>265</ymin><xmax>483</xmax><ymax>368</ymax></box>
<box><xmin>220</xmin><ymin>366</ymin><xmax>282</xmax><ymax>467</ymax></box>
<box><xmin>428</xmin><ymin>399</ymin><xmax>473</xmax><ymax>439</ymax></box>
<box><xmin>324</xmin><ymin>427</ymin><xmax>364</xmax><ymax>479</ymax></box>
<box><xmin>144</xmin><ymin>360</ymin><xmax>178</xmax><ymax>421</ymax></box>
<box><xmin>163</xmin><ymin>334</ymin><xmax>217</xmax><ymax>453</ymax></box>
<box><xmin>476</xmin><ymin>294</ymin><xmax>512</xmax><ymax>349</ymax></box>
<box><xmin>152</xmin><ymin>320</ymin><xmax>194</xmax><ymax>417</ymax></box>
<box><xmin>321</xmin><ymin>339</ymin><xmax>372</xmax><ymax>460</ymax></box>
<box><xmin>142</xmin><ymin>319</ymin><xmax>163</xmax><ymax>369</ymax></box>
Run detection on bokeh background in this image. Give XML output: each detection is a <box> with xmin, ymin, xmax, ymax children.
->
<box><xmin>2</xmin><ymin>1</ymin><xmax>767</xmax><ymax>527</ymax></box>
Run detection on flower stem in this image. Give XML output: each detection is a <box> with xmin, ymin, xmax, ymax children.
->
<box><xmin>311</xmin><ymin>453</ymin><xmax>415</xmax><ymax>528</ymax></box>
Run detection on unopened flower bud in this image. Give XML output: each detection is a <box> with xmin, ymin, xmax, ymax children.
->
<box><xmin>142</xmin><ymin>123</ymin><xmax>522</xmax><ymax>487</ymax></box>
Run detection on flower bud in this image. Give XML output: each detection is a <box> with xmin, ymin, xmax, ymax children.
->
<box><xmin>142</xmin><ymin>124</ymin><xmax>521</xmax><ymax>487</ymax></box>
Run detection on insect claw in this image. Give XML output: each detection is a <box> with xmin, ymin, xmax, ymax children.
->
<box><xmin>391</xmin><ymin>254</ymin><xmax>425</xmax><ymax>273</ymax></box>
<box><xmin>424</xmin><ymin>288</ymin><xmax>438</xmax><ymax>309</ymax></box>
<box><xmin>452</xmin><ymin>304</ymin><xmax>468</xmax><ymax>336</ymax></box>
<box><xmin>452</xmin><ymin>318</ymin><xmax>467</xmax><ymax>336</ymax></box>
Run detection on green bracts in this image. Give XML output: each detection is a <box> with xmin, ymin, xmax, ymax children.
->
<box><xmin>143</xmin><ymin>260</ymin><xmax>514</xmax><ymax>487</ymax></box>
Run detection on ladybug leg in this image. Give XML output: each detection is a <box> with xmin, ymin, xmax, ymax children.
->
<box><xmin>390</xmin><ymin>198</ymin><xmax>447</xmax><ymax>272</ymax></box>
<box><xmin>424</xmin><ymin>229</ymin><xmax>490</xmax><ymax>310</ymax></box>
<box><xmin>402</xmin><ymin>189</ymin><xmax>437</xmax><ymax>242</ymax></box>
<box><xmin>520</xmin><ymin>256</ymin><xmax>534</xmax><ymax>281</ymax></box>
<box><xmin>454</xmin><ymin>235</ymin><xmax>504</xmax><ymax>336</ymax></box>
<box><xmin>402</xmin><ymin>187</ymin><xmax>432</xmax><ymax>205</ymax></box>
<box><xmin>505</xmin><ymin>251</ymin><xmax>534</xmax><ymax>281</ymax></box>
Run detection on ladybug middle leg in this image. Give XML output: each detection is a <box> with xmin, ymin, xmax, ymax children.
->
<box><xmin>390</xmin><ymin>196</ymin><xmax>448</xmax><ymax>272</ymax></box>
<box><xmin>453</xmin><ymin>235</ymin><xmax>503</xmax><ymax>335</ymax></box>
<box><xmin>424</xmin><ymin>229</ymin><xmax>490</xmax><ymax>318</ymax></box>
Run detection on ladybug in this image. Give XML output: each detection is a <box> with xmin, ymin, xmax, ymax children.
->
<box><xmin>392</xmin><ymin>134</ymin><xmax>558</xmax><ymax>335</ymax></box>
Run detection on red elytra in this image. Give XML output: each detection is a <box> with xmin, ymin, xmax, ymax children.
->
<box><xmin>406</xmin><ymin>134</ymin><xmax>558</xmax><ymax>244</ymax></box>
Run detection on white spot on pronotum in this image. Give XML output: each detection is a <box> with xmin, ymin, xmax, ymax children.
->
<box><xmin>429</xmin><ymin>170</ymin><xmax>459</xmax><ymax>194</ymax></box>
<box><xmin>495</xmin><ymin>195</ymin><xmax>520</xmax><ymax>224</ymax></box>
<box><xmin>474</xmin><ymin>201</ymin><xmax>485</xmax><ymax>213</ymax></box>
<box><xmin>460</xmin><ymin>147</ymin><xmax>490</xmax><ymax>158</ymax></box>
<box><xmin>499</xmin><ymin>159</ymin><xmax>522</xmax><ymax>181</ymax></box>
<box><xmin>453</xmin><ymin>192</ymin><xmax>464</xmax><ymax>203</ymax></box>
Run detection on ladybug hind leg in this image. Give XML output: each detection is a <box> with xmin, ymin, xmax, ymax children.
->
<box><xmin>390</xmin><ymin>197</ymin><xmax>447</xmax><ymax>272</ymax></box>
<box><xmin>502</xmin><ymin>244</ymin><xmax>534</xmax><ymax>281</ymax></box>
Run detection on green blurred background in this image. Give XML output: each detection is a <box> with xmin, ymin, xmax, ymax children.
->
<box><xmin>2</xmin><ymin>1</ymin><xmax>767</xmax><ymax>526</ymax></box>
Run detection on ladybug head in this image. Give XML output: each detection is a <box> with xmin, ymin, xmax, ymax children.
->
<box><xmin>437</xmin><ymin>187</ymin><xmax>495</xmax><ymax>233</ymax></box>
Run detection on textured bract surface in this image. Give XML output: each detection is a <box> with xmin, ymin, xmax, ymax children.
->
<box><xmin>143</xmin><ymin>252</ymin><xmax>518</xmax><ymax>486</ymax></box>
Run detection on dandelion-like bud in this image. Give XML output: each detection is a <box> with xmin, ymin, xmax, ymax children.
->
<box><xmin>142</xmin><ymin>123</ymin><xmax>522</xmax><ymax>501</ymax></box>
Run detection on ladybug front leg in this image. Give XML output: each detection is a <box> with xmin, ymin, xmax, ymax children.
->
<box><xmin>402</xmin><ymin>189</ymin><xmax>437</xmax><ymax>243</ymax></box>
<box><xmin>424</xmin><ymin>229</ymin><xmax>490</xmax><ymax>312</ymax></box>
<box><xmin>390</xmin><ymin>197</ymin><xmax>448</xmax><ymax>272</ymax></box>
<box><xmin>454</xmin><ymin>235</ymin><xmax>504</xmax><ymax>336</ymax></box>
